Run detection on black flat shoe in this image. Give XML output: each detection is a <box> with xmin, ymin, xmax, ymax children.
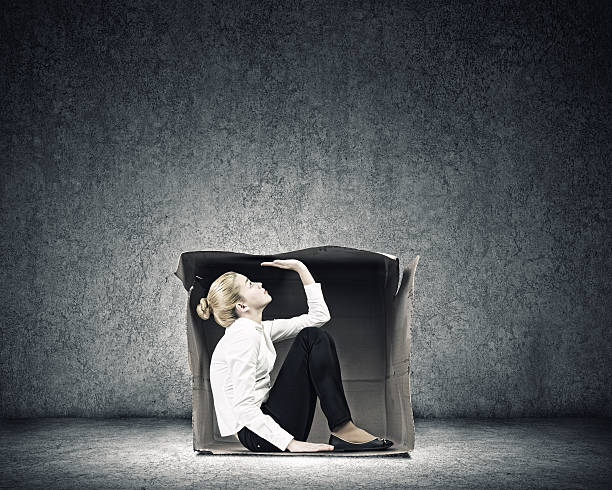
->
<box><xmin>329</xmin><ymin>433</ymin><xmax>394</xmax><ymax>452</ymax></box>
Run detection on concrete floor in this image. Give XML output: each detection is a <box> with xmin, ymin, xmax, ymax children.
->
<box><xmin>1</xmin><ymin>417</ymin><xmax>610</xmax><ymax>489</ymax></box>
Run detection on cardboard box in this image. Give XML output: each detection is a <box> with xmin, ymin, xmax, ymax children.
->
<box><xmin>174</xmin><ymin>245</ymin><xmax>419</xmax><ymax>456</ymax></box>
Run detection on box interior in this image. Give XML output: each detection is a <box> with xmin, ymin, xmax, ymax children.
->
<box><xmin>174</xmin><ymin>245</ymin><xmax>417</xmax><ymax>455</ymax></box>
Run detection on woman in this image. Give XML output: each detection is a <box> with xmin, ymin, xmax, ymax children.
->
<box><xmin>196</xmin><ymin>258</ymin><xmax>393</xmax><ymax>453</ymax></box>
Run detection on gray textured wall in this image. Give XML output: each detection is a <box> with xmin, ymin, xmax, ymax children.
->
<box><xmin>1</xmin><ymin>0</ymin><xmax>611</xmax><ymax>418</ymax></box>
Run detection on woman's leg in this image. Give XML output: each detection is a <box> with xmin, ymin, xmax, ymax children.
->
<box><xmin>262</xmin><ymin>326</ymin><xmax>353</xmax><ymax>442</ymax></box>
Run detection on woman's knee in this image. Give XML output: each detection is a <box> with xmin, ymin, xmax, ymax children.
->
<box><xmin>320</xmin><ymin>328</ymin><xmax>335</xmax><ymax>346</ymax></box>
<box><xmin>298</xmin><ymin>327</ymin><xmax>333</xmax><ymax>343</ymax></box>
<box><xmin>298</xmin><ymin>326</ymin><xmax>323</xmax><ymax>336</ymax></box>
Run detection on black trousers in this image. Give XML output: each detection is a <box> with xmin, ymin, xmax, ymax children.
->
<box><xmin>237</xmin><ymin>326</ymin><xmax>353</xmax><ymax>452</ymax></box>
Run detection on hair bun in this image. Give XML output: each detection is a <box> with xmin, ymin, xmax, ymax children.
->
<box><xmin>196</xmin><ymin>297</ymin><xmax>211</xmax><ymax>320</ymax></box>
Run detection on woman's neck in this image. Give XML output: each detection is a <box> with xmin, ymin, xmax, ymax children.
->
<box><xmin>239</xmin><ymin>311</ymin><xmax>263</xmax><ymax>325</ymax></box>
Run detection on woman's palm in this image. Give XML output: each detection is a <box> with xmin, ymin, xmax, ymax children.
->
<box><xmin>260</xmin><ymin>259</ymin><xmax>302</xmax><ymax>270</ymax></box>
<box><xmin>287</xmin><ymin>439</ymin><xmax>334</xmax><ymax>452</ymax></box>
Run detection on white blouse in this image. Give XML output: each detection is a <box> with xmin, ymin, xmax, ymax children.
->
<box><xmin>209</xmin><ymin>282</ymin><xmax>331</xmax><ymax>451</ymax></box>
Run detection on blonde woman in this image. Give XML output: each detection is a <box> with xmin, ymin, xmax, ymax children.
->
<box><xmin>197</xmin><ymin>258</ymin><xmax>393</xmax><ymax>453</ymax></box>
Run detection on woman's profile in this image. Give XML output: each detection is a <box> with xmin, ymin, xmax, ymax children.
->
<box><xmin>197</xmin><ymin>258</ymin><xmax>394</xmax><ymax>453</ymax></box>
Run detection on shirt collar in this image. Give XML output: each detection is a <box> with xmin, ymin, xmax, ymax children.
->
<box><xmin>230</xmin><ymin>317</ymin><xmax>264</xmax><ymax>332</ymax></box>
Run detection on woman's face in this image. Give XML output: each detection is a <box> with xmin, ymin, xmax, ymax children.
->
<box><xmin>236</xmin><ymin>273</ymin><xmax>272</xmax><ymax>310</ymax></box>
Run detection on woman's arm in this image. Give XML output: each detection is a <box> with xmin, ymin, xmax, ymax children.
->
<box><xmin>261</xmin><ymin>259</ymin><xmax>315</xmax><ymax>285</ymax></box>
<box><xmin>227</xmin><ymin>328</ymin><xmax>295</xmax><ymax>451</ymax></box>
<box><xmin>295</xmin><ymin>262</ymin><xmax>315</xmax><ymax>286</ymax></box>
<box><xmin>261</xmin><ymin>259</ymin><xmax>315</xmax><ymax>286</ymax></box>
<box><xmin>260</xmin><ymin>259</ymin><xmax>330</xmax><ymax>343</ymax></box>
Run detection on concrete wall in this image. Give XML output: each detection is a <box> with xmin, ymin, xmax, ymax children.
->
<box><xmin>1</xmin><ymin>0</ymin><xmax>610</xmax><ymax>418</ymax></box>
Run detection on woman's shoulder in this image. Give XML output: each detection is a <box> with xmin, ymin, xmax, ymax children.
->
<box><xmin>223</xmin><ymin>321</ymin><xmax>263</xmax><ymax>347</ymax></box>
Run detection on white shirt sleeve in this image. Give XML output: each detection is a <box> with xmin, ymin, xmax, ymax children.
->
<box><xmin>227</xmin><ymin>327</ymin><xmax>295</xmax><ymax>451</ymax></box>
<box><xmin>269</xmin><ymin>282</ymin><xmax>331</xmax><ymax>343</ymax></box>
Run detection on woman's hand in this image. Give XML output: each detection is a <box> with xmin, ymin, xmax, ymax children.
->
<box><xmin>286</xmin><ymin>439</ymin><xmax>334</xmax><ymax>452</ymax></box>
<box><xmin>260</xmin><ymin>259</ymin><xmax>305</xmax><ymax>272</ymax></box>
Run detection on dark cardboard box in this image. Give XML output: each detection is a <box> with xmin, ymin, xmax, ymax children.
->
<box><xmin>174</xmin><ymin>245</ymin><xmax>419</xmax><ymax>456</ymax></box>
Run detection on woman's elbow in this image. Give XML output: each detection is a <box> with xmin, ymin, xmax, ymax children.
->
<box><xmin>314</xmin><ymin>313</ymin><xmax>331</xmax><ymax>326</ymax></box>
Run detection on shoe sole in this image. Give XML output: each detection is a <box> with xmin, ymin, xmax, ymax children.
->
<box><xmin>332</xmin><ymin>445</ymin><xmax>393</xmax><ymax>452</ymax></box>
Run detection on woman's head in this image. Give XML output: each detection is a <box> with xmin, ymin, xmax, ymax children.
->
<box><xmin>196</xmin><ymin>271</ymin><xmax>272</xmax><ymax>327</ymax></box>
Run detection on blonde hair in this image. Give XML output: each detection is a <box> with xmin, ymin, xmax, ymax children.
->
<box><xmin>196</xmin><ymin>271</ymin><xmax>244</xmax><ymax>327</ymax></box>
